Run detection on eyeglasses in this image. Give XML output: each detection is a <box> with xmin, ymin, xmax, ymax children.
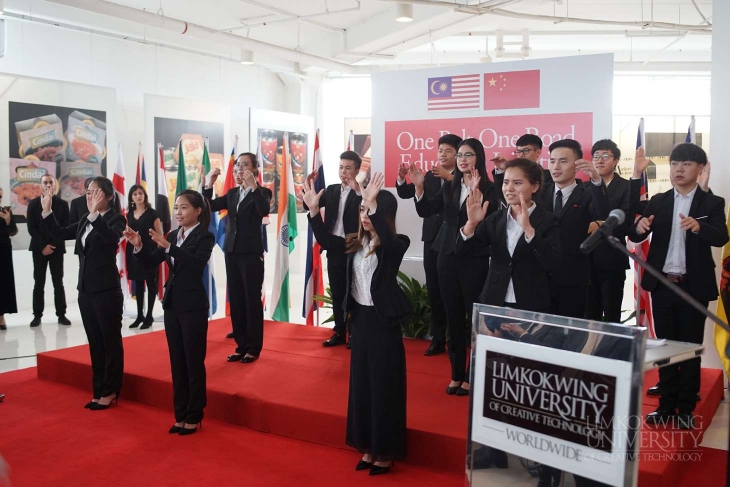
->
<box><xmin>456</xmin><ymin>152</ymin><xmax>476</xmax><ymax>159</ymax></box>
<box><xmin>592</xmin><ymin>154</ymin><xmax>614</xmax><ymax>162</ymax></box>
<box><xmin>512</xmin><ymin>148</ymin><xmax>536</xmax><ymax>156</ymax></box>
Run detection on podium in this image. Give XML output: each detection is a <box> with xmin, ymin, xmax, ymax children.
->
<box><xmin>467</xmin><ymin>304</ymin><xmax>705</xmax><ymax>487</ymax></box>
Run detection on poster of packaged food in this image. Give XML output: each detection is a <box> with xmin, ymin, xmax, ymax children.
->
<box><xmin>8</xmin><ymin>102</ymin><xmax>107</xmax><ymax>221</ymax></box>
<box><xmin>59</xmin><ymin>160</ymin><xmax>102</xmax><ymax>206</ymax></box>
<box><xmin>8</xmin><ymin>158</ymin><xmax>57</xmax><ymax>217</ymax></box>
<box><xmin>257</xmin><ymin>129</ymin><xmax>308</xmax><ymax>213</ymax></box>
<box><xmin>153</xmin><ymin>117</ymin><xmax>225</xmax><ymax>205</ymax></box>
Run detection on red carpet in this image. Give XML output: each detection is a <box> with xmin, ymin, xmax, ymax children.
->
<box><xmin>677</xmin><ymin>447</ymin><xmax>727</xmax><ymax>487</ymax></box>
<box><xmin>0</xmin><ymin>368</ymin><xmax>464</xmax><ymax>487</ymax></box>
<box><xmin>28</xmin><ymin>319</ymin><xmax>726</xmax><ymax>484</ymax></box>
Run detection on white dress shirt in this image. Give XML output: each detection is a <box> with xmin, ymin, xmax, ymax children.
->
<box><xmin>554</xmin><ymin>181</ymin><xmax>577</xmax><ymax>208</ymax></box>
<box><xmin>332</xmin><ymin>185</ymin><xmax>352</xmax><ymax>238</ymax></box>
<box><xmin>504</xmin><ymin>202</ymin><xmax>536</xmax><ymax>303</ymax></box>
<box><xmin>351</xmin><ymin>233</ymin><xmax>378</xmax><ymax>306</ymax></box>
<box><xmin>662</xmin><ymin>186</ymin><xmax>698</xmax><ymax>275</ymax></box>
<box><xmin>238</xmin><ymin>185</ymin><xmax>252</xmax><ymax>206</ymax></box>
<box><xmin>167</xmin><ymin>223</ymin><xmax>200</xmax><ymax>265</ymax></box>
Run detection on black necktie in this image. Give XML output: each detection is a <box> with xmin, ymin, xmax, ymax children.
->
<box><xmin>554</xmin><ymin>190</ymin><xmax>563</xmax><ymax>215</ymax></box>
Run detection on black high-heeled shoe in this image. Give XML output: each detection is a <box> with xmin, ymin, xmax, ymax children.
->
<box><xmin>446</xmin><ymin>382</ymin><xmax>462</xmax><ymax>395</ymax></box>
<box><xmin>369</xmin><ymin>461</ymin><xmax>394</xmax><ymax>476</ymax></box>
<box><xmin>169</xmin><ymin>425</ymin><xmax>183</xmax><ymax>434</ymax></box>
<box><xmin>355</xmin><ymin>460</ymin><xmax>373</xmax><ymax>471</ymax></box>
<box><xmin>129</xmin><ymin>317</ymin><xmax>143</xmax><ymax>329</ymax></box>
<box><xmin>179</xmin><ymin>420</ymin><xmax>202</xmax><ymax>436</ymax></box>
<box><xmin>456</xmin><ymin>386</ymin><xmax>470</xmax><ymax>396</ymax></box>
<box><xmin>84</xmin><ymin>400</ymin><xmax>99</xmax><ymax>409</ymax></box>
<box><xmin>140</xmin><ymin>317</ymin><xmax>154</xmax><ymax>330</ymax></box>
<box><xmin>90</xmin><ymin>392</ymin><xmax>119</xmax><ymax>410</ymax></box>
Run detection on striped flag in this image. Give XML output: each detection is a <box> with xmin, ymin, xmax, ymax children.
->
<box><xmin>256</xmin><ymin>135</ymin><xmax>269</xmax><ymax>312</ymax></box>
<box><xmin>629</xmin><ymin>118</ymin><xmax>655</xmax><ymax>337</ymax></box>
<box><xmin>271</xmin><ymin>132</ymin><xmax>298</xmax><ymax>322</ymax></box>
<box><xmin>156</xmin><ymin>143</ymin><xmax>171</xmax><ymax>299</ymax></box>
<box><xmin>112</xmin><ymin>143</ymin><xmax>131</xmax><ymax>304</ymax></box>
<box><xmin>427</xmin><ymin>74</ymin><xmax>481</xmax><ymax>111</ymax></box>
<box><xmin>303</xmin><ymin>130</ymin><xmax>325</xmax><ymax>326</ymax></box>
<box><xmin>714</xmin><ymin>218</ymin><xmax>730</xmax><ymax>379</ymax></box>
<box><xmin>347</xmin><ymin>130</ymin><xmax>354</xmax><ymax>152</ymax></box>
<box><xmin>219</xmin><ymin>138</ymin><xmax>237</xmax><ymax>317</ymax></box>
<box><xmin>686</xmin><ymin>115</ymin><xmax>696</xmax><ymax>144</ymax></box>
<box><xmin>201</xmin><ymin>139</ymin><xmax>218</xmax><ymax>317</ymax></box>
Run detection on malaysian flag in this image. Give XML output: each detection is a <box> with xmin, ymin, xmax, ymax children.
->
<box><xmin>427</xmin><ymin>74</ymin><xmax>480</xmax><ymax>111</ymax></box>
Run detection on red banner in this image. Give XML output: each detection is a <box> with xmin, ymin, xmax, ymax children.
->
<box><xmin>384</xmin><ymin>112</ymin><xmax>593</xmax><ymax>186</ymax></box>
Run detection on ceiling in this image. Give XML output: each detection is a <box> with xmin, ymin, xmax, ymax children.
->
<box><xmin>5</xmin><ymin>0</ymin><xmax>714</xmax><ymax>74</ymax></box>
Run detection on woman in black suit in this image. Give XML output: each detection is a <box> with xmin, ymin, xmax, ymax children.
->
<box><xmin>0</xmin><ymin>187</ymin><xmax>18</xmax><ymax>330</ymax></box>
<box><xmin>41</xmin><ymin>177</ymin><xmax>126</xmax><ymax>410</ymax></box>
<box><xmin>410</xmin><ymin>138</ymin><xmax>498</xmax><ymax>396</ymax></box>
<box><xmin>125</xmin><ymin>189</ymin><xmax>215</xmax><ymax>436</ymax></box>
<box><xmin>303</xmin><ymin>172</ymin><xmax>409</xmax><ymax>476</ymax></box>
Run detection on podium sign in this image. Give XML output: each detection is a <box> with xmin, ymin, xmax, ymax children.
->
<box><xmin>468</xmin><ymin>305</ymin><xmax>647</xmax><ymax>487</ymax></box>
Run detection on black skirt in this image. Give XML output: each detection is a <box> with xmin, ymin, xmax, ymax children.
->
<box><xmin>0</xmin><ymin>242</ymin><xmax>17</xmax><ymax>314</ymax></box>
<box><xmin>125</xmin><ymin>208</ymin><xmax>160</xmax><ymax>281</ymax></box>
<box><xmin>346</xmin><ymin>303</ymin><xmax>407</xmax><ymax>461</ymax></box>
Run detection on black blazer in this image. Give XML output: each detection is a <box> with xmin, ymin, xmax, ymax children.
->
<box><xmin>27</xmin><ymin>196</ymin><xmax>69</xmax><ymax>254</ymax></box>
<box><xmin>204</xmin><ymin>185</ymin><xmax>271</xmax><ymax>254</ymax></box>
<box><xmin>590</xmin><ymin>175</ymin><xmax>642</xmax><ymax>271</ymax></box>
<box><xmin>45</xmin><ymin>210</ymin><xmax>126</xmax><ymax>293</ymax></box>
<box><xmin>628</xmin><ymin>187</ymin><xmax>729</xmax><ymax>302</ymax></box>
<box><xmin>306</xmin><ymin>183</ymin><xmax>361</xmax><ymax>236</ymax></box>
<box><xmin>134</xmin><ymin>225</ymin><xmax>215</xmax><ymax>312</ymax></box>
<box><xmin>415</xmin><ymin>178</ymin><xmax>498</xmax><ymax>255</ymax></box>
<box><xmin>396</xmin><ymin>172</ymin><xmax>444</xmax><ymax>243</ymax></box>
<box><xmin>69</xmin><ymin>195</ymin><xmax>88</xmax><ymax>225</ymax></box>
<box><xmin>308</xmin><ymin>210</ymin><xmax>411</xmax><ymax>327</ymax></box>
<box><xmin>456</xmin><ymin>205</ymin><xmax>560</xmax><ymax>312</ymax></box>
<box><xmin>538</xmin><ymin>180</ymin><xmax>610</xmax><ymax>288</ymax></box>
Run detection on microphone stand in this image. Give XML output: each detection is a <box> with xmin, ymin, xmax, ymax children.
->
<box><xmin>603</xmin><ymin>235</ymin><xmax>730</xmax><ymax>356</ymax></box>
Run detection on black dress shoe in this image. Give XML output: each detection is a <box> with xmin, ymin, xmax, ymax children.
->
<box><xmin>647</xmin><ymin>385</ymin><xmax>661</xmax><ymax>396</ymax></box>
<box><xmin>227</xmin><ymin>353</ymin><xmax>243</xmax><ymax>362</ymax></box>
<box><xmin>140</xmin><ymin>317</ymin><xmax>154</xmax><ymax>329</ymax></box>
<box><xmin>456</xmin><ymin>387</ymin><xmax>470</xmax><ymax>396</ymax></box>
<box><xmin>322</xmin><ymin>333</ymin><xmax>346</xmax><ymax>347</ymax></box>
<box><xmin>645</xmin><ymin>408</ymin><xmax>675</xmax><ymax>426</ymax></box>
<box><xmin>169</xmin><ymin>425</ymin><xmax>183</xmax><ymax>434</ymax></box>
<box><xmin>179</xmin><ymin>426</ymin><xmax>198</xmax><ymax>436</ymax></box>
<box><xmin>446</xmin><ymin>383</ymin><xmax>462</xmax><ymax>395</ymax></box>
<box><xmin>424</xmin><ymin>340</ymin><xmax>446</xmax><ymax>356</ymax></box>
<box><xmin>676</xmin><ymin>412</ymin><xmax>696</xmax><ymax>430</ymax></box>
<box><xmin>30</xmin><ymin>316</ymin><xmax>41</xmax><ymax>327</ymax></box>
<box><xmin>129</xmin><ymin>317</ymin><xmax>143</xmax><ymax>329</ymax></box>
<box><xmin>241</xmin><ymin>355</ymin><xmax>259</xmax><ymax>363</ymax></box>
<box><xmin>58</xmin><ymin>316</ymin><xmax>71</xmax><ymax>326</ymax></box>
<box><xmin>226</xmin><ymin>332</ymin><xmax>235</xmax><ymax>339</ymax></box>
<box><xmin>346</xmin><ymin>336</ymin><xmax>352</xmax><ymax>350</ymax></box>
<box><xmin>84</xmin><ymin>400</ymin><xmax>98</xmax><ymax>409</ymax></box>
<box><xmin>369</xmin><ymin>462</ymin><xmax>394</xmax><ymax>476</ymax></box>
<box><xmin>355</xmin><ymin>460</ymin><xmax>373</xmax><ymax>471</ymax></box>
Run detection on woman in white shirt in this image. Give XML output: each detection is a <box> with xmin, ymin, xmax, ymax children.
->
<box><xmin>303</xmin><ymin>173</ymin><xmax>410</xmax><ymax>476</ymax></box>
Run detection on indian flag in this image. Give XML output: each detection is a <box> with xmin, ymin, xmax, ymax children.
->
<box><xmin>271</xmin><ymin>132</ymin><xmax>298</xmax><ymax>322</ymax></box>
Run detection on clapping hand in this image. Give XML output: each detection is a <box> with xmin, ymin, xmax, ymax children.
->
<box><xmin>634</xmin><ymin>147</ymin><xmax>652</xmax><ymax>178</ymax></box>
<box><xmin>149</xmin><ymin>228</ymin><xmax>171</xmax><ymax>249</ymax></box>
<box><xmin>576</xmin><ymin>158</ymin><xmax>600</xmax><ymax>183</ymax></box>
<box><xmin>490</xmin><ymin>155</ymin><xmax>508</xmax><ymax>172</ymax></box>
<box><xmin>679</xmin><ymin>213</ymin><xmax>700</xmax><ymax>233</ymax></box>
<box><xmin>86</xmin><ymin>189</ymin><xmax>105</xmax><ymax>215</ymax></box>
<box><xmin>467</xmin><ymin>168</ymin><xmax>481</xmax><ymax>191</ymax></box>
<box><xmin>242</xmin><ymin>170</ymin><xmax>257</xmax><ymax>189</ymax></box>
<box><xmin>699</xmin><ymin>160</ymin><xmax>711</xmax><ymax>192</ymax></box>
<box><xmin>465</xmin><ymin>188</ymin><xmax>488</xmax><ymax>224</ymax></box>
<box><xmin>301</xmin><ymin>177</ymin><xmax>324</xmax><ymax>215</ymax></box>
<box><xmin>431</xmin><ymin>164</ymin><xmax>453</xmax><ymax>181</ymax></box>
<box><xmin>408</xmin><ymin>165</ymin><xmax>425</xmax><ymax>187</ymax></box>
<box><xmin>397</xmin><ymin>162</ymin><xmax>409</xmax><ymax>180</ymax></box>
<box><xmin>41</xmin><ymin>185</ymin><xmax>53</xmax><ymax>213</ymax></box>
<box><xmin>361</xmin><ymin>172</ymin><xmax>384</xmax><ymax>204</ymax></box>
<box><xmin>207</xmin><ymin>167</ymin><xmax>221</xmax><ymax>187</ymax></box>
<box><xmin>344</xmin><ymin>175</ymin><xmax>361</xmax><ymax>194</ymax></box>
<box><xmin>123</xmin><ymin>226</ymin><xmax>142</xmax><ymax>248</ymax></box>
<box><xmin>636</xmin><ymin>215</ymin><xmax>654</xmax><ymax>235</ymax></box>
<box><xmin>515</xmin><ymin>194</ymin><xmax>534</xmax><ymax>239</ymax></box>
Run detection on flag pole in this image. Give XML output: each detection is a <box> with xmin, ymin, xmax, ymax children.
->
<box><xmin>206</xmin><ymin>136</ymin><xmax>214</xmax><ymax>320</ymax></box>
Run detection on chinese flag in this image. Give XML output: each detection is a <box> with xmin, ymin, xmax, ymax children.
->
<box><xmin>484</xmin><ymin>70</ymin><xmax>540</xmax><ymax>110</ymax></box>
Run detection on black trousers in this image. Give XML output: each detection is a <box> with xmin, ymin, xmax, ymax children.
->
<box><xmin>586</xmin><ymin>267</ymin><xmax>626</xmax><ymax>323</ymax></box>
<box><xmin>134</xmin><ymin>277</ymin><xmax>158</xmax><ymax>319</ymax></box>
<box><xmin>327</xmin><ymin>250</ymin><xmax>349</xmax><ymax>336</ymax></box>
<box><xmin>78</xmin><ymin>288</ymin><xmax>124</xmax><ymax>398</ymax></box>
<box><xmin>438</xmin><ymin>252</ymin><xmax>489</xmax><ymax>383</ymax></box>
<box><xmin>32</xmin><ymin>251</ymin><xmax>66</xmax><ymax>317</ymax></box>
<box><xmin>164</xmin><ymin>308</ymin><xmax>208</xmax><ymax>424</ymax></box>
<box><xmin>424</xmin><ymin>241</ymin><xmax>446</xmax><ymax>342</ymax></box>
<box><xmin>226</xmin><ymin>252</ymin><xmax>265</xmax><ymax>356</ymax></box>
<box><xmin>652</xmin><ymin>282</ymin><xmax>706</xmax><ymax>413</ymax></box>
<box><xmin>346</xmin><ymin>303</ymin><xmax>406</xmax><ymax>461</ymax></box>
<box><xmin>549</xmin><ymin>285</ymin><xmax>588</xmax><ymax>319</ymax></box>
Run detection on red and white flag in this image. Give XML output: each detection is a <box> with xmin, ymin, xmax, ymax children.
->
<box><xmin>483</xmin><ymin>70</ymin><xmax>541</xmax><ymax>111</ymax></box>
<box><xmin>112</xmin><ymin>143</ymin><xmax>131</xmax><ymax>303</ymax></box>
<box><xmin>427</xmin><ymin>74</ymin><xmax>481</xmax><ymax>111</ymax></box>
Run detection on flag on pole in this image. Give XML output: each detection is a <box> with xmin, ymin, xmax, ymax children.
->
<box><xmin>172</xmin><ymin>140</ymin><xmax>187</xmax><ymax>232</ymax></box>
<box><xmin>714</xmin><ymin>219</ymin><xmax>730</xmax><ymax>379</ymax></box>
<box><xmin>256</xmin><ymin>134</ymin><xmax>269</xmax><ymax>311</ymax></box>
<box><xmin>219</xmin><ymin>137</ymin><xmax>238</xmax><ymax>317</ymax></box>
<box><xmin>628</xmin><ymin>118</ymin><xmax>655</xmax><ymax>337</ymax></box>
<box><xmin>303</xmin><ymin>130</ymin><xmax>325</xmax><ymax>326</ymax></box>
<box><xmin>686</xmin><ymin>115</ymin><xmax>696</xmax><ymax>144</ymax></box>
<box><xmin>135</xmin><ymin>145</ymin><xmax>141</xmax><ymax>187</ymax></box>
<box><xmin>112</xmin><ymin>143</ymin><xmax>131</xmax><ymax>304</ymax></box>
<box><xmin>141</xmin><ymin>153</ymin><xmax>148</xmax><ymax>192</ymax></box>
<box><xmin>156</xmin><ymin>143</ymin><xmax>171</xmax><ymax>299</ymax></box>
<box><xmin>271</xmin><ymin>132</ymin><xmax>298</xmax><ymax>322</ymax></box>
<box><xmin>200</xmin><ymin>139</ymin><xmax>218</xmax><ymax>317</ymax></box>
<box><xmin>347</xmin><ymin>130</ymin><xmax>354</xmax><ymax>152</ymax></box>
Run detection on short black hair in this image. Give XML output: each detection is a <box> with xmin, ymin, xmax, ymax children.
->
<box><xmin>340</xmin><ymin>150</ymin><xmax>362</xmax><ymax>169</ymax></box>
<box><xmin>516</xmin><ymin>134</ymin><xmax>543</xmax><ymax>150</ymax></box>
<box><xmin>670</xmin><ymin>143</ymin><xmax>707</xmax><ymax>165</ymax></box>
<box><xmin>549</xmin><ymin>139</ymin><xmax>583</xmax><ymax>160</ymax></box>
<box><xmin>438</xmin><ymin>134</ymin><xmax>463</xmax><ymax>151</ymax></box>
<box><xmin>238</xmin><ymin>152</ymin><xmax>259</xmax><ymax>169</ymax></box>
<box><xmin>591</xmin><ymin>139</ymin><xmax>621</xmax><ymax>161</ymax></box>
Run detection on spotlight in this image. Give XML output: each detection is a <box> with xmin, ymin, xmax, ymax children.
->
<box><xmin>240</xmin><ymin>49</ymin><xmax>254</xmax><ymax>65</ymax></box>
<box><xmin>396</xmin><ymin>3</ymin><xmax>413</xmax><ymax>23</ymax></box>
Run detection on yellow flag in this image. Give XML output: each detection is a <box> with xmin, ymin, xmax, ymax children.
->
<box><xmin>714</xmin><ymin>212</ymin><xmax>730</xmax><ymax>378</ymax></box>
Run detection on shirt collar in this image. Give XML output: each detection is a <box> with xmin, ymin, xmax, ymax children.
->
<box><xmin>180</xmin><ymin>222</ymin><xmax>200</xmax><ymax>238</ymax></box>
<box><xmin>99</xmin><ymin>209</ymin><xmax>110</xmax><ymax>217</ymax></box>
<box><xmin>674</xmin><ymin>185</ymin><xmax>698</xmax><ymax>199</ymax></box>
<box><xmin>507</xmin><ymin>201</ymin><xmax>537</xmax><ymax>222</ymax></box>
<box><xmin>555</xmin><ymin>181</ymin><xmax>577</xmax><ymax>195</ymax></box>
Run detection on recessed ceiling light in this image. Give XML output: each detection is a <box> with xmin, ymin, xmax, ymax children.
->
<box><xmin>396</xmin><ymin>3</ymin><xmax>413</xmax><ymax>23</ymax></box>
<box><xmin>240</xmin><ymin>49</ymin><xmax>254</xmax><ymax>65</ymax></box>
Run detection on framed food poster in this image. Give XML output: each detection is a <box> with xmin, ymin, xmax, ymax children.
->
<box><xmin>8</xmin><ymin>102</ymin><xmax>107</xmax><ymax>220</ymax></box>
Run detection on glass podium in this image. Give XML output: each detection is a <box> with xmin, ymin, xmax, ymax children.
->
<box><xmin>466</xmin><ymin>304</ymin><xmax>704</xmax><ymax>487</ymax></box>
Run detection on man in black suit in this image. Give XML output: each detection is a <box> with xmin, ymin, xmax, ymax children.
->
<box><xmin>306</xmin><ymin>151</ymin><xmax>362</xmax><ymax>348</ymax></box>
<box><xmin>541</xmin><ymin>139</ymin><xmax>610</xmax><ymax>319</ymax></box>
<box><xmin>205</xmin><ymin>153</ymin><xmax>272</xmax><ymax>363</ymax></box>
<box><xmin>585</xmin><ymin>139</ymin><xmax>641</xmax><ymax>323</ymax></box>
<box><xmin>491</xmin><ymin>134</ymin><xmax>553</xmax><ymax>205</ymax></box>
<box><xmin>69</xmin><ymin>178</ymin><xmax>93</xmax><ymax>225</ymax></box>
<box><xmin>27</xmin><ymin>174</ymin><xmax>70</xmax><ymax>327</ymax></box>
<box><xmin>629</xmin><ymin>143</ymin><xmax>728</xmax><ymax>429</ymax></box>
<box><xmin>395</xmin><ymin>133</ymin><xmax>461</xmax><ymax>356</ymax></box>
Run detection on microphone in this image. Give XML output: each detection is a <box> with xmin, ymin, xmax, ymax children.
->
<box><xmin>580</xmin><ymin>209</ymin><xmax>626</xmax><ymax>254</ymax></box>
